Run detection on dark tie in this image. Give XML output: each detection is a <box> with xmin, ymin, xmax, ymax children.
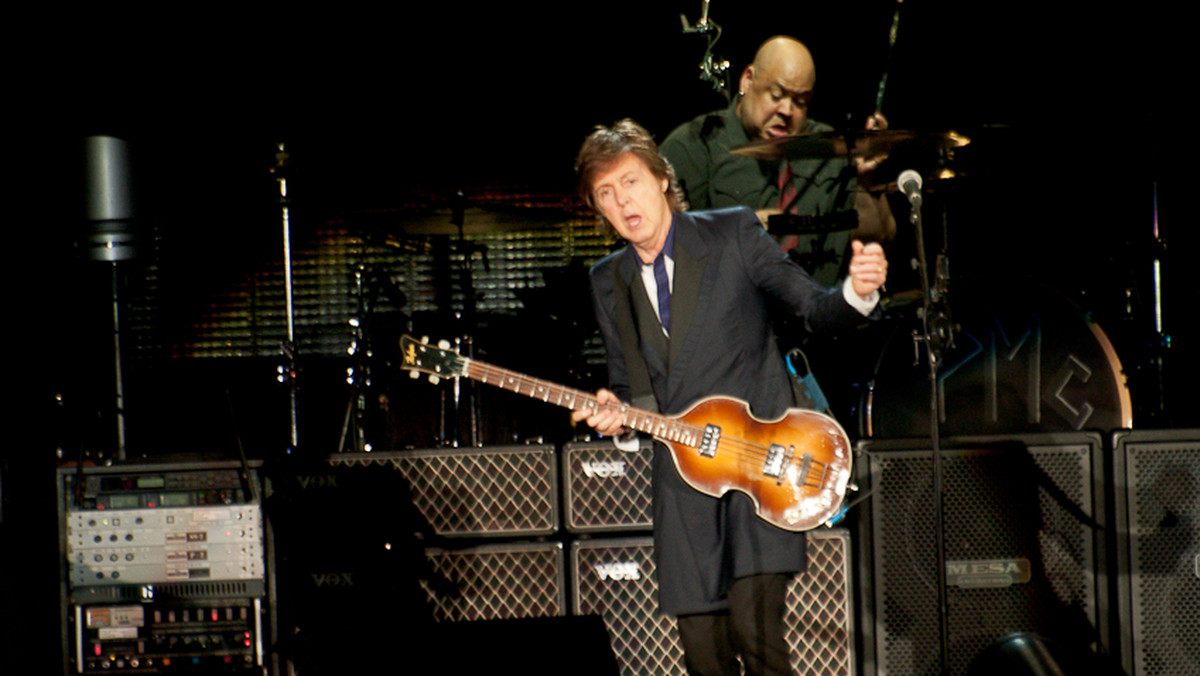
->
<box><xmin>653</xmin><ymin>253</ymin><xmax>670</xmax><ymax>332</ymax></box>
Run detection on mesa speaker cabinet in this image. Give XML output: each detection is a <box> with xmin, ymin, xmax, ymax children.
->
<box><xmin>327</xmin><ymin>445</ymin><xmax>559</xmax><ymax>537</ymax></box>
<box><xmin>1113</xmin><ymin>429</ymin><xmax>1200</xmax><ymax>676</ymax></box>
<box><xmin>562</xmin><ymin>440</ymin><xmax>654</xmax><ymax>533</ymax></box>
<box><xmin>571</xmin><ymin>530</ymin><xmax>854</xmax><ymax>676</ymax></box>
<box><xmin>855</xmin><ymin>433</ymin><xmax>1109</xmax><ymax>676</ymax></box>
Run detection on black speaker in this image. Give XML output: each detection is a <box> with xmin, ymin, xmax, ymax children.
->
<box><xmin>1113</xmin><ymin>429</ymin><xmax>1200</xmax><ymax>676</ymax></box>
<box><xmin>855</xmin><ymin>434</ymin><xmax>1110</xmax><ymax>675</ymax></box>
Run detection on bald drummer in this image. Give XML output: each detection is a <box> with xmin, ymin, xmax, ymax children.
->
<box><xmin>661</xmin><ymin>35</ymin><xmax>894</xmax><ymax>285</ymax></box>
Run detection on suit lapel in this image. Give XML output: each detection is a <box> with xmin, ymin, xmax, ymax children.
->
<box><xmin>617</xmin><ymin>247</ymin><xmax>669</xmax><ymax>379</ymax></box>
<box><xmin>666</xmin><ymin>213</ymin><xmax>709</xmax><ymax>371</ymax></box>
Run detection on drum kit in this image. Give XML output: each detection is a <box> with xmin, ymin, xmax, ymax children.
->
<box><xmin>311</xmin><ymin>2</ymin><xmax>1152</xmax><ymax>458</ymax></box>
<box><xmin>342</xmin><ymin>121</ymin><xmax>1141</xmax><ymax>455</ymax></box>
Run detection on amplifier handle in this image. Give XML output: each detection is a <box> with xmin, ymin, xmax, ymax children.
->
<box><xmin>253</xmin><ymin>597</ymin><xmax>264</xmax><ymax>667</ymax></box>
<box><xmin>74</xmin><ymin>604</ymin><xmax>84</xmax><ymax>674</ymax></box>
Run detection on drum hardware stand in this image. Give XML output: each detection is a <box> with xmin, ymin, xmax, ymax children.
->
<box><xmin>903</xmin><ymin>167</ymin><xmax>955</xmax><ymax>676</ymax></box>
<box><xmin>1146</xmin><ymin>180</ymin><xmax>1170</xmax><ymax>420</ymax></box>
<box><xmin>874</xmin><ymin>0</ymin><xmax>905</xmax><ymax>116</ymax></box>
<box><xmin>681</xmin><ymin>0</ymin><xmax>731</xmax><ymax>101</ymax></box>
<box><xmin>270</xmin><ymin>143</ymin><xmax>300</xmax><ymax>457</ymax></box>
<box><xmin>430</xmin><ymin>191</ymin><xmax>484</xmax><ymax>448</ymax></box>
<box><xmin>443</xmin><ymin>332</ymin><xmax>478</xmax><ymax>448</ymax></box>
<box><xmin>336</xmin><ymin>225</ymin><xmax>410</xmax><ymax>454</ymax></box>
<box><xmin>337</xmin><ymin>259</ymin><xmax>372</xmax><ymax>454</ymax></box>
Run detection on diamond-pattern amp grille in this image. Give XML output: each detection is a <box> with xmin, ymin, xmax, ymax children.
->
<box><xmin>563</xmin><ymin>441</ymin><xmax>653</xmax><ymax>533</ymax></box>
<box><xmin>786</xmin><ymin>529</ymin><xmax>854</xmax><ymax>676</ymax></box>
<box><xmin>572</xmin><ymin>538</ymin><xmax>685</xmax><ymax>676</ymax></box>
<box><xmin>329</xmin><ymin>446</ymin><xmax>558</xmax><ymax>537</ymax></box>
<box><xmin>421</xmin><ymin>542</ymin><xmax>565</xmax><ymax>622</ymax></box>
<box><xmin>572</xmin><ymin>531</ymin><xmax>853</xmax><ymax>676</ymax></box>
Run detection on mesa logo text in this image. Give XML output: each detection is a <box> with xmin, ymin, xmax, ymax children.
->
<box><xmin>945</xmin><ymin>558</ymin><xmax>1032</xmax><ymax>588</ymax></box>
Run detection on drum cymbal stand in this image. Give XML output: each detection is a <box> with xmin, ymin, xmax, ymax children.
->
<box><xmin>271</xmin><ymin>143</ymin><xmax>300</xmax><ymax>457</ymax></box>
<box><xmin>338</xmin><ymin>255</ymin><xmax>373</xmax><ymax>454</ymax></box>
<box><xmin>436</xmin><ymin>192</ymin><xmax>483</xmax><ymax>448</ymax></box>
<box><xmin>901</xmin><ymin>168</ymin><xmax>955</xmax><ymax>675</ymax></box>
<box><xmin>1147</xmin><ymin>181</ymin><xmax>1170</xmax><ymax>420</ymax></box>
<box><xmin>681</xmin><ymin>0</ymin><xmax>731</xmax><ymax>101</ymax></box>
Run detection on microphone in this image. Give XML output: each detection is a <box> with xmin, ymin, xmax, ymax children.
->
<box><xmin>898</xmin><ymin>169</ymin><xmax>922</xmax><ymax>206</ymax></box>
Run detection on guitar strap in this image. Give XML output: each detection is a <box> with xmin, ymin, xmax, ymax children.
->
<box><xmin>611</xmin><ymin>258</ymin><xmax>661</xmax><ymax>413</ymax></box>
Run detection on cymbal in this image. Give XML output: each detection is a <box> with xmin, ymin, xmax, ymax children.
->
<box><xmin>730</xmin><ymin>129</ymin><xmax>970</xmax><ymax>162</ymax></box>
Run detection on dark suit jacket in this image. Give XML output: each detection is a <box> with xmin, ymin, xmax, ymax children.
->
<box><xmin>588</xmin><ymin>206</ymin><xmax>869</xmax><ymax>615</ymax></box>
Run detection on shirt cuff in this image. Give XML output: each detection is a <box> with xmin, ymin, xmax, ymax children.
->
<box><xmin>842</xmin><ymin>276</ymin><xmax>880</xmax><ymax>316</ymax></box>
<box><xmin>612</xmin><ymin>428</ymin><xmax>640</xmax><ymax>452</ymax></box>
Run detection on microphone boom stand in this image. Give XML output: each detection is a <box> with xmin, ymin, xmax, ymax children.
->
<box><xmin>907</xmin><ymin>179</ymin><xmax>954</xmax><ymax>675</ymax></box>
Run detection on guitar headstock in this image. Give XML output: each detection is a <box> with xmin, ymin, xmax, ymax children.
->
<box><xmin>400</xmin><ymin>335</ymin><xmax>467</xmax><ymax>384</ymax></box>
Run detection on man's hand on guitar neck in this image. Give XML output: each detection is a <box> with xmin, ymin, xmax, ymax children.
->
<box><xmin>571</xmin><ymin>388</ymin><xmax>628</xmax><ymax>438</ymax></box>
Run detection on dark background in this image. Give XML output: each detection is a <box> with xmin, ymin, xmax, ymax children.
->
<box><xmin>5</xmin><ymin>1</ymin><xmax>1194</xmax><ymax>670</ymax></box>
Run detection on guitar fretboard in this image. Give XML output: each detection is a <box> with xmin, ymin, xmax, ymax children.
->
<box><xmin>465</xmin><ymin>360</ymin><xmax>704</xmax><ymax>447</ymax></box>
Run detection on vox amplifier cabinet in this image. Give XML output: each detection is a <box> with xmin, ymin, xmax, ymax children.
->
<box><xmin>787</xmin><ymin>528</ymin><xmax>856</xmax><ymax>676</ymax></box>
<box><xmin>570</xmin><ymin>537</ymin><xmax>681</xmax><ymax>675</ymax></box>
<box><xmin>280</xmin><ymin>534</ymin><xmax>567</xmax><ymax>673</ymax></box>
<box><xmin>571</xmin><ymin>530</ymin><xmax>854</xmax><ymax>676</ymax></box>
<box><xmin>1113</xmin><ymin>429</ymin><xmax>1200</xmax><ymax>676</ymax></box>
<box><xmin>327</xmin><ymin>445</ymin><xmax>559</xmax><ymax>537</ymax></box>
<box><xmin>420</xmin><ymin>541</ymin><xmax>567</xmax><ymax>622</ymax></box>
<box><xmin>562</xmin><ymin>440</ymin><xmax>653</xmax><ymax>533</ymax></box>
<box><xmin>57</xmin><ymin>461</ymin><xmax>271</xmax><ymax>675</ymax></box>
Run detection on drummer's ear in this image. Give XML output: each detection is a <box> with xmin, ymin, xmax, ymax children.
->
<box><xmin>739</xmin><ymin>66</ymin><xmax>755</xmax><ymax>95</ymax></box>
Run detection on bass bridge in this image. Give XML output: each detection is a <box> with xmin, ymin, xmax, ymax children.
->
<box><xmin>764</xmin><ymin>445</ymin><xmax>825</xmax><ymax>489</ymax></box>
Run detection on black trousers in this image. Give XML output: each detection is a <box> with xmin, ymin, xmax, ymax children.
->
<box><xmin>676</xmin><ymin>573</ymin><xmax>792</xmax><ymax>676</ymax></box>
